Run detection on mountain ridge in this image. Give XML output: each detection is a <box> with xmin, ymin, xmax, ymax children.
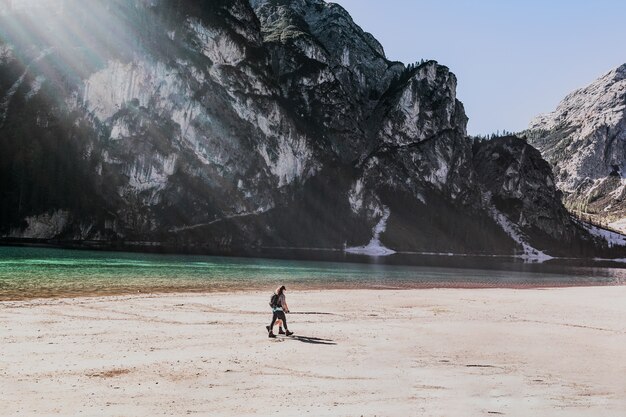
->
<box><xmin>0</xmin><ymin>0</ymin><xmax>621</xmax><ymax>259</ymax></box>
<box><xmin>527</xmin><ymin>62</ymin><xmax>626</xmax><ymax>235</ymax></box>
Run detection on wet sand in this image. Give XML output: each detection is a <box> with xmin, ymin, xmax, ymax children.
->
<box><xmin>1</xmin><ymin>287</ymin><xmax>625</xmax><ymax>416</ymax></box>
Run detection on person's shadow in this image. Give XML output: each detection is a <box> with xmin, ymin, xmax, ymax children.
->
<box><xmin>288</xmin><ymin>335</ymin><xmax>337</xmax><ymax>345</ymax></box>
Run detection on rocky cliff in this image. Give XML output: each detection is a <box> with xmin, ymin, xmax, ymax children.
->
<box><xmin>0</xmin><ymin>0</ymin><xmax>617</xmax><ymax>258</ymax></box>
<box><xmin>527</xmin><ymin>64</ymin><xmax>626</xmax><ymax>234</ymax></box>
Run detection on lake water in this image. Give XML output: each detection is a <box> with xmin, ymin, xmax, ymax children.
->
<box><xmin>0</xmin><ymin>246</ymin><xmax>625</xmax><ymax>300</ymax></box>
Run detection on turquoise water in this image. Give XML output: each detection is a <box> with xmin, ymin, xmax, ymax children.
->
<box><xmin>0</xmin><ymin>246</ymin><xmax>624</xmax><ymax>300</ymax></box>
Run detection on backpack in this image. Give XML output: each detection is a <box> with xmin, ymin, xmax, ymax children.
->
<box><xmin>269</xmin><ymin>293</ymin><xmax>280</xmax><ymax>308</ymax></box>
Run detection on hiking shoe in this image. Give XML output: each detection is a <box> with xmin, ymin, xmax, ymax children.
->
<box><xmin>268</xmin><ymin>332</ymin><xmax>276</xmax><ymax>338</ymax></box>
<box><xmin>278</xmin><ymin>328</ymin><xmax>286</xmax><ymax>335</ymax></box>
<box><xmin>265</xmin><ymin>326</ymin><xmax>271</xmax><ymax>332</ymax></box>
<box><xmin>285</xmin><ymin>330</ymin><xmax>293</xmax><ymax>336</ymax></box>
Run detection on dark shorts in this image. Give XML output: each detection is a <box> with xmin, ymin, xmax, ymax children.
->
<box><xmin>270</xmin><ymin>310</ymin><xmax>287</xmax><ymax>328</ymax></box>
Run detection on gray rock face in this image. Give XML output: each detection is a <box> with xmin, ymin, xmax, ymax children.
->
<box><xmin>473</xmin><ymin>137</ymin><xmax>578</xmax><ymax>244</ymax></box>
<box><xmin>0</xmin><ymin>0</ymin><xmax>611</xmax><ymax>257</ymax></box>
<box><xmin>367</xmin><ymin>63</ymin><xmax>473</xmax><ymax>199</ymax></box>
<box><xmin>1</xmin><ymin>0</ymin><xmax>314</xmax><ymax>241</ymax></box>
<box><xmin>527</xmin><ymin>64</ymin><xmax>626</xmax><ymax>233</ymax></box>
<box><xmin>251</xmin><ymin>0</ymin><xmax>404</xmax><ymax>162</ymax></box>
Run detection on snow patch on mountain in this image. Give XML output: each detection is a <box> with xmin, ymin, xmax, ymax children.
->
<box><xmin>608</xmin><ymin>218</ymin><xmax>626</xmax><ymax>234</ymax></box>
<box><xmin>346</xmin><ymin>207</ymin><xmax>396</xmax><ymax>256</ymax></box>
<box><xmin>580</xmin><ymin>222</ymin><xmax>626</xmax><ymax>248</ymax></box>
<box><xmin>25</xmin><ymin>75</ymin><xmax>45</xmax><ymax>100</ymax></box>
<box><xmin>490</xmin><ymin>208</ymin><xmax>553</xmax><ymax>263</ymax></box>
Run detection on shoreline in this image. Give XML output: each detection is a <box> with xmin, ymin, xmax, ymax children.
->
<box><xmin>2</xmin><ymin>245</ymin><xmax>625</xmax><ymax>302</ymax></box>
<box><xmin>2</xmin><ymin>240</ymin><xmax>626</xmax><ymax>268</ymax></box>
<box><xmin>2</xmin><ymin>287</ymin><xmax>625</xmax><ymax>416</ymax></box>
<box><xmin>1</xmin><ymin>279</ymin><xmax>625</xmax><ymax>303</ymax></box>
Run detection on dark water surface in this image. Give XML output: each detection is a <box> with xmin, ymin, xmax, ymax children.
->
<box><xmin>0</xmin><ymin>246</ymin><xmax>624</xmax><ymax>300</ymax></box>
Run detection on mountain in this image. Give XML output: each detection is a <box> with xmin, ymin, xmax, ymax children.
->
<box><xmin>0</xmin><ymin>0</ymin><xmax>618</xmax><ymax>258</ymax></box>
<box><xmin>527</xmin><ymin>64</ymin><xmax>626</xmax><ymax>234</ymax></box>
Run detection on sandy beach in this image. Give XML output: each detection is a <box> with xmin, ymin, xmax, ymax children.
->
<box><xmin>1</xmin><ymin>287</ymin><xmax>625</xmax><ymax>416</ymax></box>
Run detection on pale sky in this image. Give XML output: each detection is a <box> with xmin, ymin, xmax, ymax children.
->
<box><xmin>332</xmin><ymin>0</ymin><xmax>626</xmax><ymax>136</ymax></box>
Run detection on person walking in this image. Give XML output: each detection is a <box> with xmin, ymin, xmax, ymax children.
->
<box><xmin>267</xmin><ymin>285</ymin><xmax>293</xmax><ymax>338</ymax></box>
